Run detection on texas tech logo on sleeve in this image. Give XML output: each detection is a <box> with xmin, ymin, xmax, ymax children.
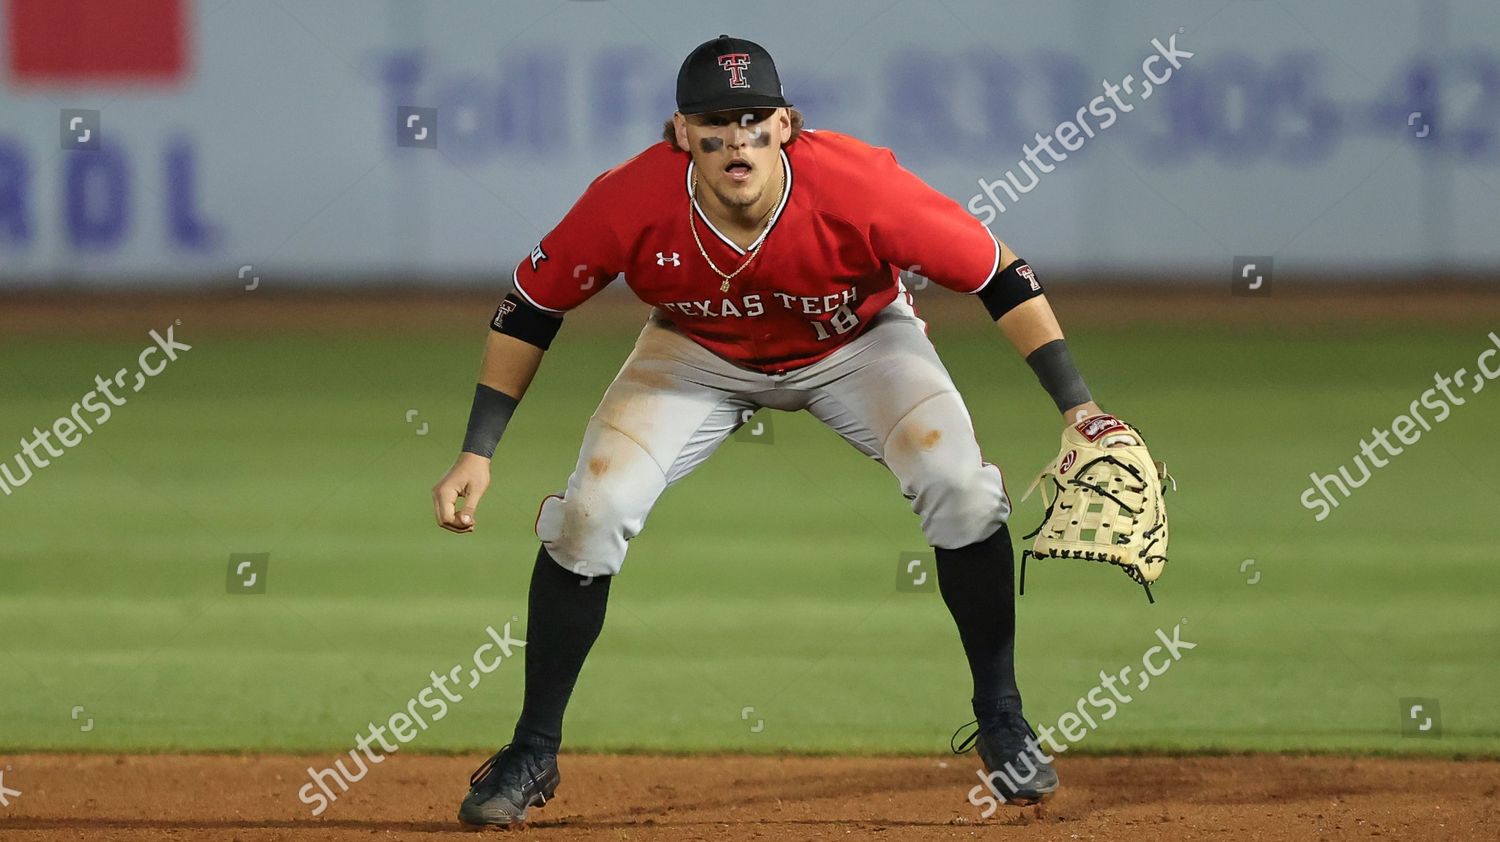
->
<box><xmin>491</xmin><ymin>298</ymin><xmax>517</xmax><ymax>331</ymax></box>
<box><xmin>717</xmin><ymin>53</ymin><xmax>751</xmax><ymax>88</ymax></box>
<box><xmin>1017</xmin><ymin>263</ymin><xmax>1040</xmax><ymax>292</ymax></box>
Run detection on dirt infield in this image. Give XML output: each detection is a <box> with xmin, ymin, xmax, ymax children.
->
<box><xmin>0</xmin><ymin>754</ymin><xmax>1494</xmax><ymax>841</ymax></box>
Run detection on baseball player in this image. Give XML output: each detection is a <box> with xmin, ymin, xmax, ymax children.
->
<box><xmin>434</xmin><ymin>35</ymin><xmax>1122</xmax><ymax>827</ymax></box>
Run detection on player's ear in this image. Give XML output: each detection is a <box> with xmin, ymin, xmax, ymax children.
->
<box><xmin>773</xmin><ymin>108</ymin><xmax>792</xmax><ymax>145</ymax></box>
<box><xmin>672</xmin><ymin>112</ymin><xmax>690</xmax><ymax>152</ymax></box>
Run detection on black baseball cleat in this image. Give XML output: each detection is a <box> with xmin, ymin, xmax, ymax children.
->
<box><xmin>951</xmin><ymin>709</ymin><xmax>1060</xmax><ymax>806</ymax></box>
<box><xmin>458</xmin><ymin>742</ymin><xmax>561</xmax><ymax>828</ymax></box>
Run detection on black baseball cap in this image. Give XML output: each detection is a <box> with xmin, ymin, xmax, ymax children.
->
<box><xmin>676</xmin><ymin>34</ymin><xmax>791</xmax><ymax>115</ymax></box>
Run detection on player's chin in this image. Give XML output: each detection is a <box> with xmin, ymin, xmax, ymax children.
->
<box><xmin>715</xmin><ymin>173</ymin><xmax>763</xmax><ymax>203</ymax></box>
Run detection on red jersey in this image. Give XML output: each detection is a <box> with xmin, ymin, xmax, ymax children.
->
<box><xmin>511</xmin><ymin>129</ymin><xmax>1000</xmax><ymax>373</ymax></box>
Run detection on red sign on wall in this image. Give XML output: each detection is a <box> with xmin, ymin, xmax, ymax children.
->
<box><xmin>7</xmin><ymin>0</ymin><xmax>188</xmax><ymax>84</ymax></box>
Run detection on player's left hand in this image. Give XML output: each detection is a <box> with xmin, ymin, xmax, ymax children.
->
<box><xmin>1064</xmin><ymin>401</ymin><xmax>1107</xmax><ymax>432</ymax></box>
<box><xmin>1019</xmin><ymin>413</ymin><xmax>1175</xmax><ymax>601</ymax></box>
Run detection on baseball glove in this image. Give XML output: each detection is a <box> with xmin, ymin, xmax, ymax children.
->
<box><xmin>1019</xmin><ymin>413</ymin><xmax>1175</xmax><ymax>602</ymax></box>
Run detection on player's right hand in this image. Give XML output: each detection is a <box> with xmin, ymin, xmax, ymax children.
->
<box><xmin>432</xmin><ymin>452</ymin><xmax>492</xmax><ymax>534</ymax></box>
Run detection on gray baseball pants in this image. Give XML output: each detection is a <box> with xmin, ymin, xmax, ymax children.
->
<box><xmin>536</xmin><ymin>293</ymin><xmax>1010</xmax><ymax>577</ymax></box>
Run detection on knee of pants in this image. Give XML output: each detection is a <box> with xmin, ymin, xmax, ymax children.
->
<box><xmin>911</xmin><ymin>460</ymin><xmax>1010</xmax><ymax>549</ymax></box>
<box><xmin>534</xmin><ymin>482</ymin><xmax>644</xmax><ymax>579</ymax></box>
<box><xmin>537</xmin><ymin>419</ymin><xmax>668</xmax><ymax>578</ymax></box>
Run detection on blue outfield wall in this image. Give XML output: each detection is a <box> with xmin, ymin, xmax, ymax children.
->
<box><xmin>0</xmin><ymin>0</ymin><xmax>1497</xmax><ymax>288</ymax></box>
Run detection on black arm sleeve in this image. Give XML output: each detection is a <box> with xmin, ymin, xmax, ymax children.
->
<box><xmin>1026</xmin><ymin>339</ymin><xmax>1093</xmax><ymax>413</ymax></box>
<box><xmin>461</xmin><ymin>384</ymin><xmax>520</xmax><ymax>458</ymax></box>
<box><xmin>491</xmin><ymin>293</ymin><xmax>564</xmax><ymax>350</ymax></box>
<box><xmin>976</xmin><ymin>257</ymin><xmax>1044</xmax><ymax>320</ymax></box>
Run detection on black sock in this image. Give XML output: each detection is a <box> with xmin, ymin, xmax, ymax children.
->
<box><xmin>511</xmin><ymin>545</ymin><xmax>611</xmax><ymax>753</ymax></box>
<box><xmin>935</xmin><ymin>524</ymin><xmax>1021</xmax><ymax>727</ymax></box>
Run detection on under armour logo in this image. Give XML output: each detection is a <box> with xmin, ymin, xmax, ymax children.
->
<box><xmin>529</xmin><ymin>243</ymin><xmax>548</xmax><ymax>271</ymax></box>
<box><xmin>718</xmin><ymin>53</ymin><xmax>751</xmax><ymax>88</ymax></box>
<box><xmin>656</xmin><ymin>252</ymin><xmax>681</xmax><ymax>266</ymax></box>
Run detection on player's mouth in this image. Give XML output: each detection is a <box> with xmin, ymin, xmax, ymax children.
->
<box><xmin>724</xmin><ymin>157</ymin><xmax>753</xmax><ymax>184</ymax></box>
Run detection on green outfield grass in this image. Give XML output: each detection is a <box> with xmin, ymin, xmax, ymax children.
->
<box><xmin>2</xmin><ymin>306</ymin><xmax>1497</xmax><ymax>756</ymax></box>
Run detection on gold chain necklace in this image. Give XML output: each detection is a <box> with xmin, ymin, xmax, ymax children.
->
<box><xmin>689</xmin><ymin>161</ymin><xmax>784</xmax><ymax>293</ymax></box>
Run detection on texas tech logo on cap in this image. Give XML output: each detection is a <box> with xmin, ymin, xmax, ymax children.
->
<box><xmin>717</xmin><ymin>53</ymin><xmax>751</xmax><ymax>88</ymax></box>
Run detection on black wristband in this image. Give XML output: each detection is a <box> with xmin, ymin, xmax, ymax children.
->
<box><xmin>976</xmin><ymin>257</ymin><xmax>1044</xmax><ymax>320</ymax></box>
<box><xmin>491</xmin><ymin>293</ymin><xmax>564</xmax><ymax>350</ymax></box>
<box><xmin>1026</xmin><ymin>339</ymin><xmax>1093</xmax><ymax>413</ymax></box>
<box><xmin>461</xmin><ymin>384</ymin><xmax>520</xmax><ymax>459</ymax></box>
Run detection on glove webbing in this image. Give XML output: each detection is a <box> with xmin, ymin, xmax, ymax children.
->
<box><xmin>1021</xmin><ymin>454</ymin><xmax>1158</xmax><ymax>603</ymax></box>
